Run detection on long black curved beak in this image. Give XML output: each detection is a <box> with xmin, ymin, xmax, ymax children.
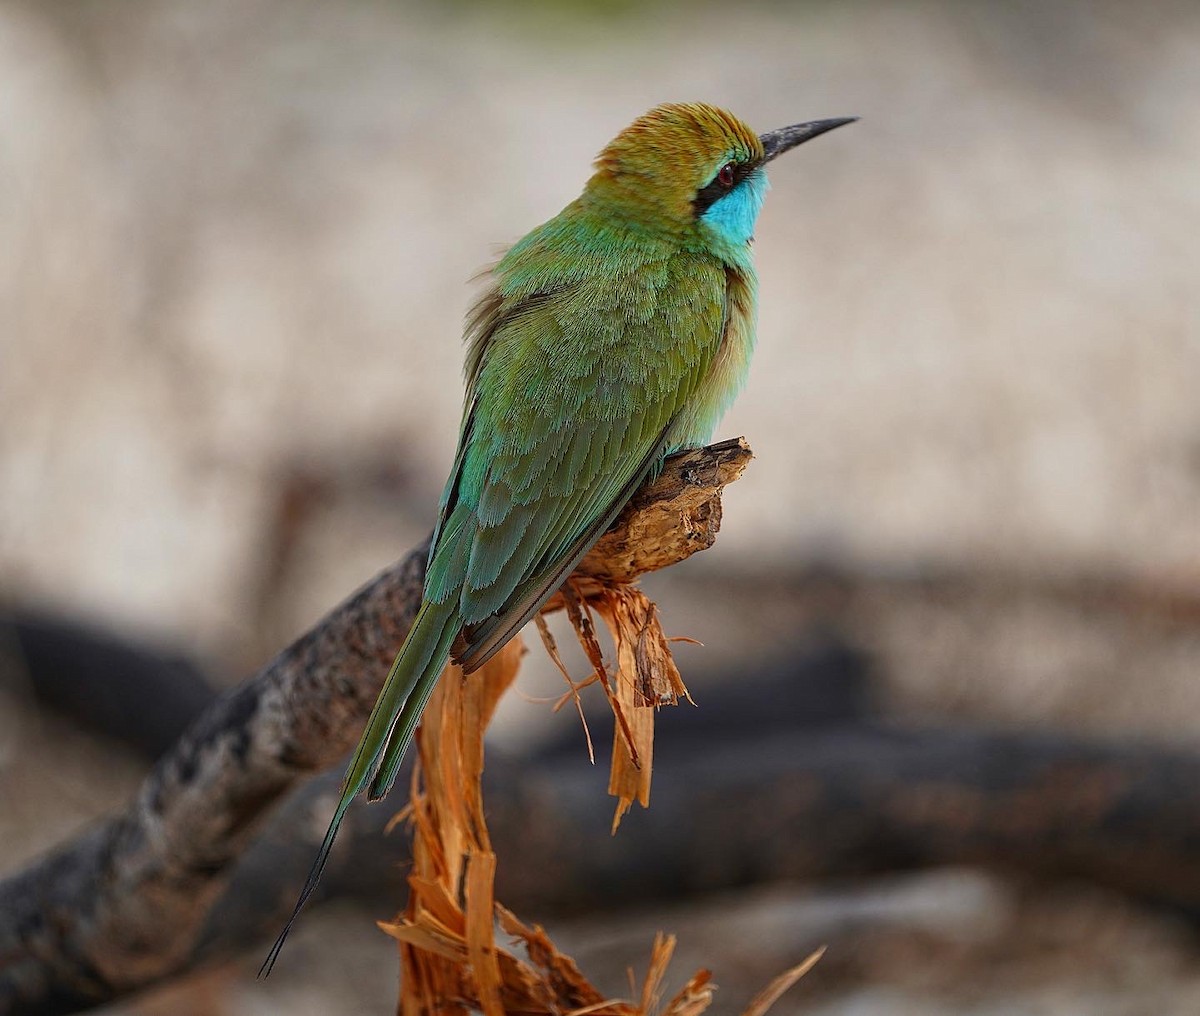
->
<box><xmin>759</xmin><ymin>117</ymin><xmax>858</xmax><ymax>163</ymax></box>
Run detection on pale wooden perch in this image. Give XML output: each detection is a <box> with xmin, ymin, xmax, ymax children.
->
<box><xmin>572</xmin><ymin>436</ymin><xmax>752</xmax><ymax>586</ymax></box>
<box><xmin>0</xmin><ymin>438</ymin><xmax>752</xmax><ymax>1016</ymax></box>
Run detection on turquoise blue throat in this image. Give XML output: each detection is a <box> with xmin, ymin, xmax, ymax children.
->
<box><xmin>701</xmin><ymin>168</ymin><xmax>769</xmax><ymax>246</ymax></box>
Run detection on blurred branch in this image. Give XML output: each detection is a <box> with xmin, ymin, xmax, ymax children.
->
<box><xmin>105</xmin><ymin>672</ymin><xmax>1200</xmax><ymax>977</ymax></box>
<box><xmin>0</xmin><ymin>438</ymin><xmax>752</xmax><ymax>1016</ymax></box>
<box><xmin>2</xmin><ymin>613</ymin><xmax>216</xmax><ymax>760</ymax></box>
<box><xmin>476</xmin><ymin>720</ymin><xmax>1200</xmax><ymax>922</ymax></box>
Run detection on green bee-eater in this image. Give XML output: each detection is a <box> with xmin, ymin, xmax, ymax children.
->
<box><xmin>263</xmin><ymin>102</ymin><xmax>854</xmax><ymax>972</ymax></box>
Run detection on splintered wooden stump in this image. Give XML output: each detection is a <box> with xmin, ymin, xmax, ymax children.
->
<box><xmin>381</xmin><ymin>436</ymin><xmax>823</xmax><ymax>1013</ymax></box>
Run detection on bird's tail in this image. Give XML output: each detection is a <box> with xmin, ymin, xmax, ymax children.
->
<box><xmin>259</xmin><ymin>598</ymin><xmax>459</xmax><ymax>977</ymax></box>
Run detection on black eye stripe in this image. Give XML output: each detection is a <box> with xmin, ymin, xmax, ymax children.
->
<box><xmin>693</xmin><ymin>160</ymin><xmax>758</xmax><ymax>215</ymax></box>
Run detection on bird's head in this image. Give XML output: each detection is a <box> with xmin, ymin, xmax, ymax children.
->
<box><xmin>585</xmin><ymin>102</ymin><xmax>855</xmax><ymax>246</ymax></box>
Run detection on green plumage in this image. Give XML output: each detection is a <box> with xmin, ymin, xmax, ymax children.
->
<box><xmin>262</xmin><ymin>102</ymin><xmax>855</xmax><ymax>974</ymax></box>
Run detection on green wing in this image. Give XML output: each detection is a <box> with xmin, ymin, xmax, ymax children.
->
<box><xmin>426</xmin><ymin>251</ymin><xmax>729</xmax><ymax>671</ymax></box>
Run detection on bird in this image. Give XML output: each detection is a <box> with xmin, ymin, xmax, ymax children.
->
<box><xmin>261</xmin><ymin>102</ymin><xmax>854</xmax><ymax>974</ymax></box>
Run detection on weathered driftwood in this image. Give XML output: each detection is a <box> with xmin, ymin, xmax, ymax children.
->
<box><xmin>0</xmin><ymin>438</ymin><xmax>751</xmax><ymax>1016</ymax></box>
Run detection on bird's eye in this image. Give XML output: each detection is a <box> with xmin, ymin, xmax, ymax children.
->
<box><xmin>717</xmin><ymin>163</ymin><xmax>736</xmax><ymax>187</ymax></box>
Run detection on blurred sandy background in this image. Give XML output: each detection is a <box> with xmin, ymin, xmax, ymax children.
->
<box><xmin>2</xmin><ymin>0</ymin><xmax>1199</xmax><ymax>1013</ymax></box>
